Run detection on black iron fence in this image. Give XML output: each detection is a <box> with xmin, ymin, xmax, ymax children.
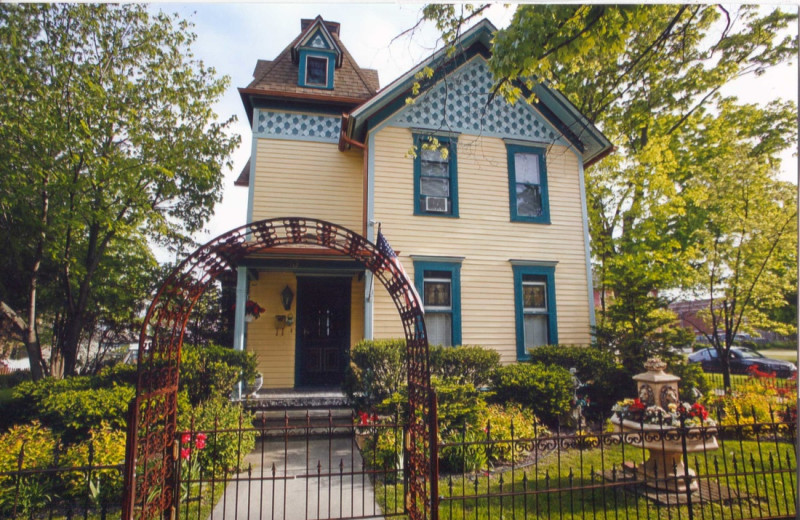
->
<box><xmin>1</xmin><ymin>406</ymin><xmax>795</xmax><ymax>520</ymax></box>
<box><xmin>0</xmin><ymin>443</ymin><xmax>124</xmax><ymax>520</ymax></box>
<box><xmin>175</xmin><ymin>410</ymin><xmax>406</xmax><ymax>520</ymax></box>
<box><xmin>435</xmin><ymin>410</ymin><xmax>797</xmax><ymax>520</ymax></box>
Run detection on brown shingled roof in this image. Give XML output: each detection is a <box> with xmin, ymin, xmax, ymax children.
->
<box><xmin>245</xmin><ymin>17</ymin><xmax>378</xmax><ymax>102</ymax></box>
<box><xmin>234</xmin><ymin>158</ymin><xmax>250</xmax><ymax>187</ymax></box>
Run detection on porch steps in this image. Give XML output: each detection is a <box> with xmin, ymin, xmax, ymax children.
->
<box><xmin>241</xmin><ymin>388</ymin><xmax>355</xmax><ymax>437</ymax></box>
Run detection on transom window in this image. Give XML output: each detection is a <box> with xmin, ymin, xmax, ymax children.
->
<box><xmin>413</xmin><ymin>135</ymin><xmax>458</xmax><ymax>217</ymax></box>
<box><xmin>306</xmin><ymin>56</ymin><xmax>328</xmax><ymax>86</ymax></box>
<box><xmin>506</xmin><ymin>144</ymin><xmax>549</xmax><ymax>223</ymax></box>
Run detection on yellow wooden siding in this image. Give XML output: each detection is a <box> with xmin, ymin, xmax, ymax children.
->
<box><xmin>371</xmin><ymin>127</ymin><xmax>591</xmax><ymax>363</ymax></box>
<box><xmin>251</xmin><ymin>138</ymin><xmax>363</xmax><ymax>231</ymax></box>
<box><xmin>247</xmin><ymin>272</ymin><xmax>297</xmax><ymax>389</ymax></box>
<box><xmin>246</xmin><ymin>271</ymin><xmax>365</xmax><ymax>388</ymax></box>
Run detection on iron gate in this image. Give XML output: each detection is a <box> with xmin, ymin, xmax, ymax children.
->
<box><xmin>122</xmin><ymin>218</ymin><xmax>436</xmax><ymax>520</ymax></box>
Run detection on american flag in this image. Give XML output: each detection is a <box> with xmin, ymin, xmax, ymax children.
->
<box><xmin>376</xmin><ymin>230</ymin><xmax>424</xmax><ymax>313</ymax></box>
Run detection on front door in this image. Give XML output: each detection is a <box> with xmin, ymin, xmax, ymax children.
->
<box><xmin>296</xmin><ymin>276</ymin><xmax>351</xmax><ymax>386</ymax></box>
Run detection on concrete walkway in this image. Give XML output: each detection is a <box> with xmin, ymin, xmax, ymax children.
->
<box><xmin>207</xmin><ymin>435</ymin><xmax>385</xmax><ymax>520</ymax></box>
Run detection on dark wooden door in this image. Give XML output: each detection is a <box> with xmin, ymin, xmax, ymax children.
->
<box><xmin>296</xmin><ymin>277</ymin><xmax>351</xmax><ymax>386</ymax></box>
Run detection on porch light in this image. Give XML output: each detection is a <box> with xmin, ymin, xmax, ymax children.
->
<box><xmin>281</xmin><ymin>285</ymin><xmax>294</xmax><ymax>311</ymax></box>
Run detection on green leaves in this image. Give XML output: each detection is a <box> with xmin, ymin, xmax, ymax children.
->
<box><xmin>0</xmin><ymin>4</ymin><xmax>239</xmax><ymax>376</ymax></box>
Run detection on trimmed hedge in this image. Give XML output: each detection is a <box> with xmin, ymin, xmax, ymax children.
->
<box><xmin>344</xmin><ymin>340</ymin><xmax>502</xmax><ymax>410</ymax></box>
<box><xmin>180</xmin><ymin>343</ymin><xmax>258</xmax><ymax>405</ymax></box>
<box><xmin>525</xmin><ymin>345</ymin><xmax>630</xmax><ymax>423</ymax></box>
<box><xmin>343</xmin><ymin>339</ymin><xmax>406</xmax><ymax>410</ymax></box>
<box><xmin>429</xmin><ymin>345</ymin><xmax>500</xmax><ymax>388</ymax></box>
<box><xmin>490</xmin><ymin>363</ymin><xmax>573</xmax><ymax>426</ymax></box>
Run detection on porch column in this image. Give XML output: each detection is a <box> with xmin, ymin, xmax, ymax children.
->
<box><xmin>233</xmin><ymin>266</ymin><xmax>248</xmax><ymax>399</ymax></box>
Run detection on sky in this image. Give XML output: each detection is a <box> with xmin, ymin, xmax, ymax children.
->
<box><xmin>153</xmin><ymin>3</ymin><xmax>799</xmax><ymax>253</ymax></box>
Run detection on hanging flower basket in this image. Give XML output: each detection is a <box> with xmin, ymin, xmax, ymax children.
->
<box><xmin>234</xmin><ymin>300</ymin><xmax>266</xmax><ymax>321</ymax></box>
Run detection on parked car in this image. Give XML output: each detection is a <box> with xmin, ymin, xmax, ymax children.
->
<box><xmin>688</xmin><ymin>347</ymin><xmax>797</xmax><ymax>378</ymax></box>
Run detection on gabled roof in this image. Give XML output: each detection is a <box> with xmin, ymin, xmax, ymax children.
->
<box><xmin>239</xmin><ymin>17</ymin><xmax>379</xmax><ymax>125</ymax></box>
<box><xmin>292</xmin><ymin>16</ymin><xmax>343</xmax><ymax>67</ymax></box>
<box><xmin>343</xmin><ymin>19</ymin><xmax>613</xmax><ymax>167</ymax></box>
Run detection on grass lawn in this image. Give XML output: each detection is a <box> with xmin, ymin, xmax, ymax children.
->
<box><xmin>375</xmin><ymin>440</ymin><xmax>796</xmax><ymax>520</ymax></box>
<box><xmin>761</xmin><ymin>350</ymin><xmax>798</xmax><ymax>363</ymax></box>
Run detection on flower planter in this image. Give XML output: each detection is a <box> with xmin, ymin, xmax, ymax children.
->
<box><xmin>611</xmin><ymin>417</ymin><xmax>718</xmax><ymax>492</ymax></box>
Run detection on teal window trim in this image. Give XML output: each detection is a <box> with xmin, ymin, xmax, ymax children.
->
<box><xmin>298</xmin><ymin>49</ymin><xmax>335</xmax><ymax>90</ymax></box>
<box><xmin>413</xmin><ymin>133</ymin><xmax>459</xmax><ymax>218</ymax></box>
<box><xmin>506</xmin><ymin>143</ymin><xmax>550</xmax><ymax>224</ymax></box>
<box><xmin>413</xmin><ymin>260</ymin><xmax>461</xmax><ymax>346</ymax></box>
<box><xmin>513</xmin><ymin>264</ymin><xmax>557</xmax><ymax>360</ymax></box>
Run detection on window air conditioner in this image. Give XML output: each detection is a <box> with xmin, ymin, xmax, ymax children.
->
<box><xmin>425</xmin><ymin>196</ymin><xmax>449</xmax><ymax>213</ymax></box>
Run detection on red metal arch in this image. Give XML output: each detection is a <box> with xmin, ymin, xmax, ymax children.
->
<box><xmin>122</xmin><ymin>217</ymin><xmax>436</xmax><ymax>520</ymax></box>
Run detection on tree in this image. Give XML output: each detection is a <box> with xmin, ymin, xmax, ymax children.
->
<box><xmin>681</xmin><ymin>105</ymin><xmax>797</xmax><ymax>388</ymax></box>
<box><xmin>420</xmin><ymin>5</ymin><xmax>797</xmax><ymax>370</ymax></box>
<box><xmin>0</xmin><ymin>4</ymin><xmax>239</xmax><ymax>378</ymax></box>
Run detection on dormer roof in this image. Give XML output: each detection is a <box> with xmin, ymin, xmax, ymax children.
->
<box><xmin>238</xmin><ymin>16</ymin><xmax>379</xmax><ymax>125</ymax></box>
<box><xmin>292</xmin><ymin>16</ymin><xmax>343</xmax><ymax>68</ymax></box>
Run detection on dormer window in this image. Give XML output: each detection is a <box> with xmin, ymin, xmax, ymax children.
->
<box><xmin>293</xmin><ymin>18</ymin><xmax>341</xmax><ymax>91</ymax></box>
<box><xmin>306</xmin><ymin>56</ymin><xmax>328</xmax><ymax>86</ymax></box>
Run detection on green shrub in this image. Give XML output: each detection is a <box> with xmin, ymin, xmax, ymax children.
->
<box><xmin>177</xmin><ymin>397</ymin><xmax>255</xmax><ymax>478</ymax></box>
<box><xmin>96</xmin><ymin>363</ymin><xmax>138</xmax><ymax>387</ymax></box>
<box><xmin>7</xmin><ymin>376</ymin><xmax>97</xmax><ymax>428</ymax></box>
<box><xmin>344</xmin><ymin>339</ymin><xmax>406</xmax><ymax>410</ymax></box>
<box><xmin>430</xmin><ymin>345</ymin><xmax>500</xmax><ymax>388</ymax></box>
<box><xmin>667</xmin><ymin>360</ymin><xmax>710</xmax><ymax>401</ymax></box>
<box><xmin>526</xmin><ymin>345</ymin><xmax>630</xmax><ymax>422</ymax></box>
<box><xmin>491</xmin><ymin>363</ymin><xmax>573</xmax><ymax>426</ymax></box>
<box><xmin>60</xmin><ymin>424</ymin><xmax>126</xmax><ymax>503</ymax></box>
<box><xmin>440</xmin><ymin>428</ymin><xmax>489</xmax><ymax>473</ymax></box>
<box><xmin>0</xmin><ymin>421</ymin><xmax>59</xmax><ymax>516</ymax></box>
<box><xmin>180</xmin><ymin>343</ymin><xmax>258</xmax><ymax>405</ymax></box>
<box><xmin>433</xmin><ymin>377</ymin><xmax>489</xmax><ymax>436</ymax></box>
<box><xmin>439</xmin><ymin>403</ymin><xmax>547</xmax><ymax>472</ymax></box>
<box><xmin>40</xmin><ymin>385</ymin><xmax>135</xmax><ymax>441</ymax></box>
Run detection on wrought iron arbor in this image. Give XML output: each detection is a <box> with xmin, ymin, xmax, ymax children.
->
<box><xmin>122</xmin><ymin>218</ymin><xmax>437</xmax><ymax>520</ymax></box>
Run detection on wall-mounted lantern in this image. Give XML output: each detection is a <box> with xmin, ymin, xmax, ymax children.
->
<box><xmin>281</xmin><ymin>285</ymin><xmax>294</xmax><ymax>311</ymax></box>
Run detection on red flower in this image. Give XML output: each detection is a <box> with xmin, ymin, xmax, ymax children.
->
<box><xmin>358</xmin><ymin>411</ymin><xmax>369</xmax><ymax>426</ymax></box>
<box><xmin>195</xmin><ymin>439</ymin><xmax>206</xmax><ymax>450</ymax></box>
<box><xmin>371</xmin><ymin>414</ymin><xmax>379</xmax><ymax>424</ymax></box>
<box><xmin>196</xmin><ymin>433</ymin><xmax>207</xmax><ymax>442</ymax></box>
<box><xmin>180</xmin><ymin>448</ymin><xmax>191</xmax><ymax>460</ymax></box>
<box><xmin>629</xmin><ymin>399</ymin><xmax>646</xmax><ymax>412</ymax></box>
<box><xmin>181</xmin><ymin>433</ymin><xmax>191</xmax><ymax>444</ymax></box>
<box><xmin>690</xmin><ymin>403</ymin><xmax>709</xmax><ymax>421</ymax></box>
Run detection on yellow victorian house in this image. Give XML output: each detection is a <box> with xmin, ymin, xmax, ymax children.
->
<box><xmin>232</xmin><ymin>16</ymin><xmax>612</xmax><ymax>389</ymax></box>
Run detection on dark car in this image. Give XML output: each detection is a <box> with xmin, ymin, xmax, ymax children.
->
<box><xmin>688</xmin><ymin>347</ymin><xmax>797</xmax><ymax>378</ymax></box>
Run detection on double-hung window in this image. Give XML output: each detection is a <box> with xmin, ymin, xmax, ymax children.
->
<box><xmin>513</xmin><ymin>264</ymin><xmax>557</xmax><ymax>360</ymax></box>
<box><xmin>414</xmin><ymin>134</ymin><xmax>458</xmax><ymax>217</ymax></box>
<box><xmin>506</xmin><ymin>144</ymin><xmax>549</xmax><ymax>223</ymax></box>
<box><xmin>414</xmin><ymin>260</ymin><xmax>461</xmax><ymax>347</ymax></box>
